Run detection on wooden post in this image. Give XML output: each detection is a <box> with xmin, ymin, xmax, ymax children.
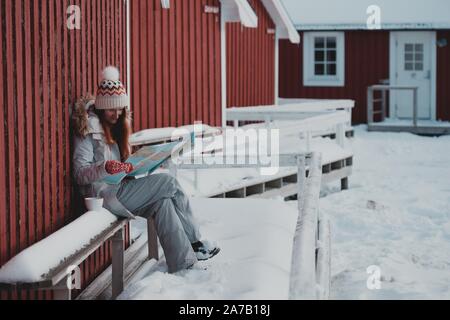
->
<box><xmin>336</xmin><ymin>123</ymin><xmax>345</xmax><ymax>148</ymax></box>
<box><xmin>413</xmin><ymin>88</ymin><xmax>418</xmax><ymax>127</ymax></box>
<box><xmin>367</xmin><ymin>87</ymin><xmax>373</xmax><ymax>124</ymax></box>
<box><xmin>346</xmin><ymin>107</ymin><xmax>353</xmax><ymax>128</ymax></box>
<box><xmin>306</xmin><ymin>131</ymin><xmax>312</xmax><ymax>152</ymax></box>
<box><xmin>316</xmin><ymin>219</ymin><xmax>331</xmax><ymax>300</ymax></box>
<box><xmin>381</xmin><ymin>89</ymin><xmax>387</xmax><ymax>121</ymax></box>
<box><xmin>147</xmin><ymin>217</ymin><xmax>159</xmax><ymax>261</ymax></box>
<box><xmin>296</xmin><ymin>155</ymin><xmax>306</xmax><ymax>215</ymax></box>
<box><xmin>111</xmin><ymin>228</ymin><xmax>124</xmax><ymax>300</ymax></box>
<box><xmin>290</xmin><ymin>153</ymin><xmax>322</xmax><ymax>300</ymax></box>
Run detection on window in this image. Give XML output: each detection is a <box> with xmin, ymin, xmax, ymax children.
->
<box><xmin>314</xmin><ymin>37</ymin><xmax>337</xmax><ymax>76</ymax></box>
<box><xmin>303</xmin><ymin>32</ymin><xmax>345</xmax><ymax>87</ymax></box>
<box><xmin>404</xmin><ymin>43</ymin><xmax>423</xmax><ymax>71</ymax></box>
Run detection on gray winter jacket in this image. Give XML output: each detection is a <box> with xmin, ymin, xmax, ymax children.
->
<box><xmin>73</xmin><ymin>111</ymin><xmax>135</xmax><ymax>219</ymax></box>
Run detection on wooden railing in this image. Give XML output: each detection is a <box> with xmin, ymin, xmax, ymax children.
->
<box><xmin>367</xmin><ymin>85</ymin><xmax>419</xmax><ymax>126</ymax></box>
<box><xmin>226</xmin><ymin>106</ymin><xmax>351</xmax><ymax>151</ymax></box>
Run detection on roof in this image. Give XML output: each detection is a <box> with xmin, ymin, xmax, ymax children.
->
<box><xmin>281</xmin><ymin>0</ymin><xmax>450</xmax><ymax>31</ymax></box>
<box><xmin>220</xmin><ymin>0</ymin><xmax>258</xmax><ymax>28</ymax></box>
<box><xmin>220</xmin><ymin>0</ymin><xmax>300</xmax><ymax>43</ymax></box>
<box><xmin>294</xmin><ymin>23</ymin><xmax>450</xmax><ymax>31</ymax></box>
<box><xmin>260</xmin><ymin>0</ymin><xmax>301</xmax><ymax>43</ymax></box>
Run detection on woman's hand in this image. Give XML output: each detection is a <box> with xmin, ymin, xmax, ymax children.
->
<box><xmin>105</xmin><ymin>160</ymin><xmax>134</xmax><ymax>175</ymax></box>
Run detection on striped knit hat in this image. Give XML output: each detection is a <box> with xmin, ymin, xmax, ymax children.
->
<box><xmin>95</xmin><ymin>66</ymin><xmax>129</xmax><ymax>110</ymax></box>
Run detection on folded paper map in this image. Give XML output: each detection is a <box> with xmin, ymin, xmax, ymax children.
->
<box><xmin>102</xmin><ymin>140</ymin><xmax>186</xmax><ymax>185</ymax></box>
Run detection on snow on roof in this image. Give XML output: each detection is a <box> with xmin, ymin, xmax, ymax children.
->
<box><xmin>294</xmin><ymin>23</ymin><xmax>450</xmax><ymax>31</ymax></box>
<box><xmin>260</xmin><ymin>0</ymin><xmax>300</xmax><ymax>43</ymax></box>
<box><xmin>220</xmin><ymin>0</ymin><xmax>258</xmax><ymax>28</ymax></box>
<box><xmin>281</xmin><ymin>0</ymin><xmax>450</xmax><ymax>30</ymax></box>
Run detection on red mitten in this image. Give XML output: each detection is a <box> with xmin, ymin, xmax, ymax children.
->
<box><xmin>123</xmin><ymin>163</ymin><xmax>134</xmax><ymax>174</ymax></box>
<box><xmin>105</xmin><ymin>160</ymin><xmax>134</xmax><ymax>175</ymax></box>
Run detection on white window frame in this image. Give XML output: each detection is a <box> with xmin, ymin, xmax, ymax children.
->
<box><xmin>303</xmin><ymin>32</ymin><xmax>345</xmax><ymax>87</ymax></box>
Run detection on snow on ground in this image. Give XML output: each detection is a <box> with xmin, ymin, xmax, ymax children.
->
<box><xmin>317</xmin><ymin>125</ymin><xmax>450</xmax><ymax>299</ymax></box>
<box><xmin>120</xmin><ymin>199</ymin><xmax>298</xmax><ymax>300</ymax></box>
<box><xmin>125</xmin><ymin>125</ymin><xmax>450</xmax><ymax>300</ymax></box>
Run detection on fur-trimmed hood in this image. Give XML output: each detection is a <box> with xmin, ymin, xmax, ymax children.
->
<box><xmin>72</xmin><ymin>94</ymin><xmax>132</xmax><ymax>137</ymax></box>
<box><xmin>72</xmin><ymin>94</ymin><xmax>97</xmax><ymax>137</ymax></box>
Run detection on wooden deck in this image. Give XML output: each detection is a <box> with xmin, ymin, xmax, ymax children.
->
<box><xmin>208</xmin><ymin>156</ymin><xmax>353</xmax><ymax>200</ymax></box>
<box><xmin>368</xmin><ymin>120</ymin><xmax>450</xmax><ymax>136</ymax></box>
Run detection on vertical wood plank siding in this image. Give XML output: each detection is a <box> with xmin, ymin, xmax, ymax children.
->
<box><xmin>437</xmin><ymin>31</ymin><xmax>450</xmax><ymax>121</ymax></box>
<box><xmin>0</xmin><ymin>0</ymin><xmax>129</xmax><ymax>300</ymax></box>
<box><xmin>279</xmin><ymin>31</ymin><xmax>390</xmax><ymax>124</ymax></box>
<box><xmin>129</xmin><ymin>0</ymin><xmax>222</xmax><ymax>130</ymax></box>
<box><xmin>226</xmin><ymin>0</ymin><xmax>276</xmax><ymax>108</ymax></box>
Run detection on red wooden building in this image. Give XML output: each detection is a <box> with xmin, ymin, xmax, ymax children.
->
<box><xmin>130</xmin><ymin>0</ymin><xmax>299</xmax><ymax>129</ymax></box>
<box><xmin>225</xmin><ymin>0</ymin><xmax>299</xmax><ymax>112</ymax></box>
<box><xmin>279</xmin><ymin>5</ymin><xmax>450</xmax><ymax>124</ymax></box>
<box><xmin>0</xmin><ymin>0</ymin><xmax>129</xmax><ymax>300</ymax></box>
<box><xmin>0</xmin><ymin>0</ymin><xmax>298</xmax><ymax>299</ymax></box>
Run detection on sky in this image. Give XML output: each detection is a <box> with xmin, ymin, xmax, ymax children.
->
<box><xmin>281</xmin><ymin>0</ymin><xmax>450</xmax><ymax>26</ymax></box>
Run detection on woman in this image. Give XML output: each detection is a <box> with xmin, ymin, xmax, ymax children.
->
<box><xmin>72</xmin><ymin>66</ymin><xmax>220</xmax><ymax>274</ymax></box>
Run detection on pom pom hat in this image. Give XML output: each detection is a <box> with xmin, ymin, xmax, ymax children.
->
<box><xmin>95</xmin><ymin>66</ymin><xmax>129</xmax><ymax>110</ymax></box>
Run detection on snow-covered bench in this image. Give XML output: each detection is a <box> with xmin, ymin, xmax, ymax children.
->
<box><xmin>0</xmin><ymin>209</ymin><xmax>159</xmax><ymax>300</ymax></box>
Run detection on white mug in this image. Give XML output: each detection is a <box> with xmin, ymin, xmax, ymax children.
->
<box><xmin>85</xmin><ymin>198</ymin><xmax>104</xmax><ymax>212</ymax></box>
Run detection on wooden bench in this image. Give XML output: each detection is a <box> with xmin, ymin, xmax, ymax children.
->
<box><xmin>0</xmin><ymin>209</ymin><xmax>159</xmax><ymax>300</ymax></box>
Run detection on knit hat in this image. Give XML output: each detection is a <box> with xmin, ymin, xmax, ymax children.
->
<box><xmin>95</xmin><ymin>66</ymin><xmax>129</xmax><ymax>110</ymax></box>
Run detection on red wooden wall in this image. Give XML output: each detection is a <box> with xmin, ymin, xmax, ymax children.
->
<box><xmin>0</xmin><ymin>0</ymin><xmax>129</xmax><ymax>300</ymax></box>
<box><xmin>279</xmin><ymin>30</ymin><xmax>390</xmax><ymax>124</ymax></box>
<box><xmin>129</xmin><ymin>0</ymin><xmax>222</xmax><ymax>130</ymax></box>
<box><xmin>437</xmin><ymin>31</ymin><xmax>450</xmax><ymax>121</ymax></box>
<box><xmin>226</xmin><ymin>0</ymin><xmax>276</xmax><ymax>108</ymax></box>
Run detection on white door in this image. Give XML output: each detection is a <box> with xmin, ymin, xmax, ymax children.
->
<box><xmin>391</xmin><ymin>32</ymin><xmax>435</xmax><ymax>120</ymax></box>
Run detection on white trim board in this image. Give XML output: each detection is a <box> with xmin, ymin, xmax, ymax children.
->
<box><xmin>126</xmin><ymin>0</ymin><xmax>131</xmax><ymax>98</ymax></box>
<box><xmin>274</xmin><ymin>29</ymin><xmax>279</xmax><ymax>105</ymax></box>
<box><xmin>221</xmin><ymin>6</ymin><xmax>228</xmax><ymax>128</ymax></box>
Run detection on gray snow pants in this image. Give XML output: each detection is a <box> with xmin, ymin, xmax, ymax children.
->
<box><xmin>116</xmin><ymin>173</ymin><xmax>201</xmax><ymax>273</ymax></box>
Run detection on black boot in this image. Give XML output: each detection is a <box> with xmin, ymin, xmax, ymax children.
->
<box><xmin>192</xmin><ymin>241</ymin><xmax>221</xmax><ymax>261</ymax></box>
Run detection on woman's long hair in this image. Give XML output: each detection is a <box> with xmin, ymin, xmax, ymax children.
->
<box><xmin>95</xmin><ymin>108</ymin><xmax>132</xmax><ymax>161</ymax></box>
